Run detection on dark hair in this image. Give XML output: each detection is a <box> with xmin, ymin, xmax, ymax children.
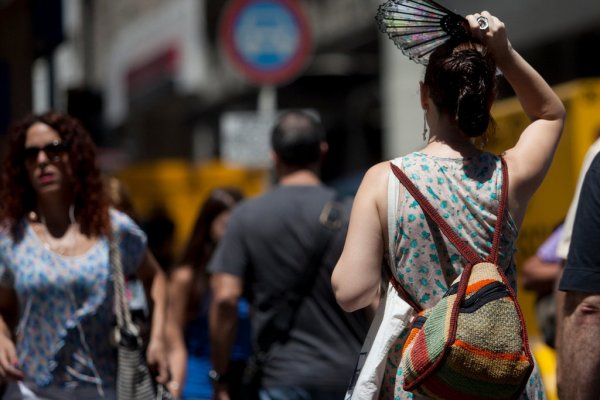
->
<box><xmin>177</xmin><ymin>187</ymin><xmax>244</xmax><ymax>319</ymax></box>
<box><xmin>0</xmin><ymin>112</ymin><xmax>110</xmax><ymax>238</ymax></box>
<box><xmin>424</xmin><ymin>41</ymin><xmax>497</xmax><ymax>138</ymax></box>
<box><xmin>271</xmin><ymin>110</ymin><xmax>325</xmax><ymax>167</ymax></box>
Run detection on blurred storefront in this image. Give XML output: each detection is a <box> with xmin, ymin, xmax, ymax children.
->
<box><xmin>94</xmin><ymin>0</ymin><xmax>383</xmax><ymax>251</ymax></box>
<box><xmin>93</xmin><ymin>0</ymin><xmax>383</xmax><ymax>182</ymax></box>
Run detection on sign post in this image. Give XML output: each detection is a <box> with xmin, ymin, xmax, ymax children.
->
<box><xmin>219</xmin><ymin>0</ymin><xmax>313</xmax><ymax>167</ymax></box>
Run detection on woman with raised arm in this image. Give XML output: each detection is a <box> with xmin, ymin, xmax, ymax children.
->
<box><xmin>332</xmin><ymin>11</ymin><xmax>565</xmax><ymax>399</ymax></box>
<box><xmin>0</xmin><ymin>112</ymin><xmax>169</xmax><ymax>399</ymax></box>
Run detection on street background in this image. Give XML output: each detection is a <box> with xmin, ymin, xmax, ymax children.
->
<box><xmin>3</xmin><ymin>1</ymin><xmax>600</xmax><ymax>398</ymax></box>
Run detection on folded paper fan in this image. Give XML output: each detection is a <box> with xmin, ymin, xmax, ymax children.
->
<box><xmin>376</xmin><ymin>0</ymin><xmax>471</xmax><ymax>65</ymax></box>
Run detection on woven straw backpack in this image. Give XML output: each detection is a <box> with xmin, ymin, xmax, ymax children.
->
<box><xmin>389</xmin><ymin>159</ymin><xmax>534</xmax><ymax>400</ymax></box>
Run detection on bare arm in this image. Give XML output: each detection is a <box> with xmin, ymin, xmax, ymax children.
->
<box><xmin>164</xmin><ymin>266</ymin><xmax>194</xmax><ymax>398</ymax></box>
<box><xmin>521</xmin><ymin>255</ymin><xmax>562</xmax><ymax>295</ymax></box>
<box><xmin>0</xmin><ymin>287</ymin><xmax>24</xmax><ymax>381</ymax></box>
<box><xmin>467</xmin><ymin>12</ymin><xmax>566</xmax><ymax>226</ymax></box>
<box><xmin>136</xmin><ymin>250</ymin><xmax>169</xmax><ymax>384</ymax></box>
<box><xmin>209</xmin><ymin>273</ymin><xmax>242</xmax><ymax>400</ymax></box>
<box><xmin>332</xmin><ymin>162</ymin><xmax>388</xmax><ymax>312</ymax></box>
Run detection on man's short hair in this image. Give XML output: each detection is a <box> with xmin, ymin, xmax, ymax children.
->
<box><xmin>271</xmin><ymin>110</ymin><xmax>325</xmax><ymax>167</ymax></box>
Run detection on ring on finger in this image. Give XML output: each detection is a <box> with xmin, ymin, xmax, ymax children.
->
<box><xmin>476</xmin><ymin>16</ymin><xmax>489</xmax><ymax>30</ymax></box>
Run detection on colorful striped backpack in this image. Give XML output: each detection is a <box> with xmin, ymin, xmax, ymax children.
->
<box><xmin>389</xmin><ymin>159</ymin><xmax>534</xmax><ymax>400</ymax></box>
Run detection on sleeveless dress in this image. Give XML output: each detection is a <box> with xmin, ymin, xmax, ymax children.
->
<box><xmin>348</xmin><ymin>152</ymin><xmax>545</xmax><ymax>400</ymax></box>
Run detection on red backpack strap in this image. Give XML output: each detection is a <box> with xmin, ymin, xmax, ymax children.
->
<box><xmin>389</xmin><ymin>156</ymin><xmax>508</xmax><ymax>266</ymax></box>
<box><xmin>488</xmin><ymin>157</ymin><xmax>509</xmax><ymax>264</ymax></box>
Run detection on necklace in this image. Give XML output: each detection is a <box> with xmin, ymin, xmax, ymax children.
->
<box><xmin>38</xmin><ymin>205</ymin><xmax>77</xmax><ymax>256</ymax></box>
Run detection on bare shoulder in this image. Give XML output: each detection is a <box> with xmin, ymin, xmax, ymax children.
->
<box><xmin>356</xmin><ymin>161</ymin><xmax>392</xmax><ymax>217</ymax></box>
<box><xmin>354</xmin><ymin>161</ymin><xmax>391</xmax><ymax>204</ymax></box>
<box><xmin>361</xmin><ymin>161</ymin><xmax>392</xmax><ymax>190</ymax></box>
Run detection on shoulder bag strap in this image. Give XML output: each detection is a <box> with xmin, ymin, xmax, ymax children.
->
<box><xmin>389</xmin><ymin>157</ymin><xmax>508</xmax><ymax>266</ymax></box>
<box><xmin>254</xmin><ymin>190</ymin><xmax>345</xmax><ymax>353</ymax></box>
<box><xmin>110</xmin><ymin>232</ymin><xmax>137</xmax><ymax>335</ymax></box>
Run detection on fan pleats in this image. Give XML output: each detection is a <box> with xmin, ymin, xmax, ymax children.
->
<box><xmin>376</xmin><ymin>0</ymin><xmax>469</xmax><ymax>65</ymax></box>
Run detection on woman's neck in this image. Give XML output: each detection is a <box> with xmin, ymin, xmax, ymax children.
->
<box><xmin>422</xmin><ymin>137</ymin><xmax>481</xmax><ymax>159</ymax></box>
<box><xmin>423</xmin><ymin>115</ymin><xmax>482</xmax><ymax>158</ymax></box>
<box><xmin>36</xmin><ymin>199</ymin><xmax>75</xmax><ymax>237</ymax></box>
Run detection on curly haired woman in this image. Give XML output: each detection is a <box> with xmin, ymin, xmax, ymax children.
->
<box><xmin>0</xmin><ymin>112</ymin><xmax>169</xmax><ymax>399</ymax></box>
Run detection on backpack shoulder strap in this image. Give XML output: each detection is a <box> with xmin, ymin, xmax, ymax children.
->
<box><xmin>389</xmin><ymin>157</ymin><xmax>508</xmax><ymax>266</ymax></box>
<box><xmin>489</xmin><ymin>157</ymin><xmax>509</xmax><ymax>265</ymax></box>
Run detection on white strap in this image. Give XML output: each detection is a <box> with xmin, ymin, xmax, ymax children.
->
<box><xmin>387</xmin><ymin>158</ymin><xmax>404</xmax><ymax>267</ymax></box>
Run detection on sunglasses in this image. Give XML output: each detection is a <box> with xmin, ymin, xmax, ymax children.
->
<box><xmin>24</xmin><ymin>141</ymin><xmax>68</xmax><ymax>163</ymax></box>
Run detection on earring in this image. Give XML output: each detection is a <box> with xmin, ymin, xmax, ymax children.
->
<box><xmin>422</xmin><ymin>111</ymin><xmax>428</xmax><ymax>141</ymax></box>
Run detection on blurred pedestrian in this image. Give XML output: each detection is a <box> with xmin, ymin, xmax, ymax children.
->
<box><xmin>0</xmin><ymin>112</ymin><xmax>169</xmax><ymax>399</ymax></box>
<box><xmin>143</xmin><ymin>207</ymin><xmax>176</xmax><ymax>274</ymax></box>
<box><xmin>208</xmin><ymin>110</ymin><xmax>369</xmax><ymax>400</ymax></box>
<box><xmin>554</xmin><ymin>137</ymin><xmax>600</xmax><ymax>399</ymax></box>
<box><xmin>556</xmin><ymin>151</ymin><xmax>600</xmax><ymax>399</ymax></box>
<box><xmin>104</xmin><ymin>175</ymin><xmax>139</xmax><ymax>222</ymax></box>
<box><xmin>166</xmin><ymin>187</ymin><xmax>251</xmax><ymax>399</ymax></box>
<box><xmin>555</xmin><ymin>137</ymin><xmax>600</xmax><ymax>261</ymax></box>
<box><xmin>522</xmin><ymin>223</ymin><xmax>564</xmax><ymax>348</ymax></box>
<box><xmin>332</xmin><ymin>11</ymin><xmax>565</xmax><ymax>399</ymax></box>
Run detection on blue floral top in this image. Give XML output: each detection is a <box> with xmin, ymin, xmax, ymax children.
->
<box><xmin>0</xmin><ymin>209</ymin><xmax>146</xmax><ymax>393</ymax></box>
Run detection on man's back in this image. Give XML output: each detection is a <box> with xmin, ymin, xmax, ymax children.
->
<box><xmin>209</xmin><ymin>185</ymin><xmax>368</xmax><ymax>389</ymax></box>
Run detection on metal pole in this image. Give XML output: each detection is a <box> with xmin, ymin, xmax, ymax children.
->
<box><xmin>258</xmin><ymin>85</ymin><xmax>277</xmax><ymax>116</ymax></box>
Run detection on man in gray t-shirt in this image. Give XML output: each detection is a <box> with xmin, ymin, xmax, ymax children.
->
<box><xmin>208</xmin><ymin>110</ymin><xmax>369</xmax><ymax>399</ymax></box>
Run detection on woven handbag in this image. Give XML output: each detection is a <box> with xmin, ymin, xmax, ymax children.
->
<box><xmin>110</xmin><ymin>236</ymin><xmax>173</xmax><ymax>400</ymax></box>
<box><xmin>389</xmin><ymin>159</ymin><xmax>534</xmax><ymax>400</ymax></box>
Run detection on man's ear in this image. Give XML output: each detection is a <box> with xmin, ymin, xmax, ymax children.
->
<box><xmin>270</xmin><ymin>150</ymin><xmax>279</xmax><ymax>165</ymax></box>
<box><xmin>320</xmin><ymin>142</ymin><xmax>329</xmax><ymax>157</ymax></box>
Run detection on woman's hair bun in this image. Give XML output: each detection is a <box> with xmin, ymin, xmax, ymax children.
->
<box><xmin>425</xmin><ymin>41</ymin><xmax>497</xmax><ymax>138</ymax></box>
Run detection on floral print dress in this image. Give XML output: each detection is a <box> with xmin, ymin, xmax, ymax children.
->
<box><xmin>379</xmin><ymin>152</ymin><xmax>545</xmax><ymax>400</ymax></box>
<box><xmin>0</xmin><ymin>209</ymin><xmax>146</xmax><ymax>397</ymax></box>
